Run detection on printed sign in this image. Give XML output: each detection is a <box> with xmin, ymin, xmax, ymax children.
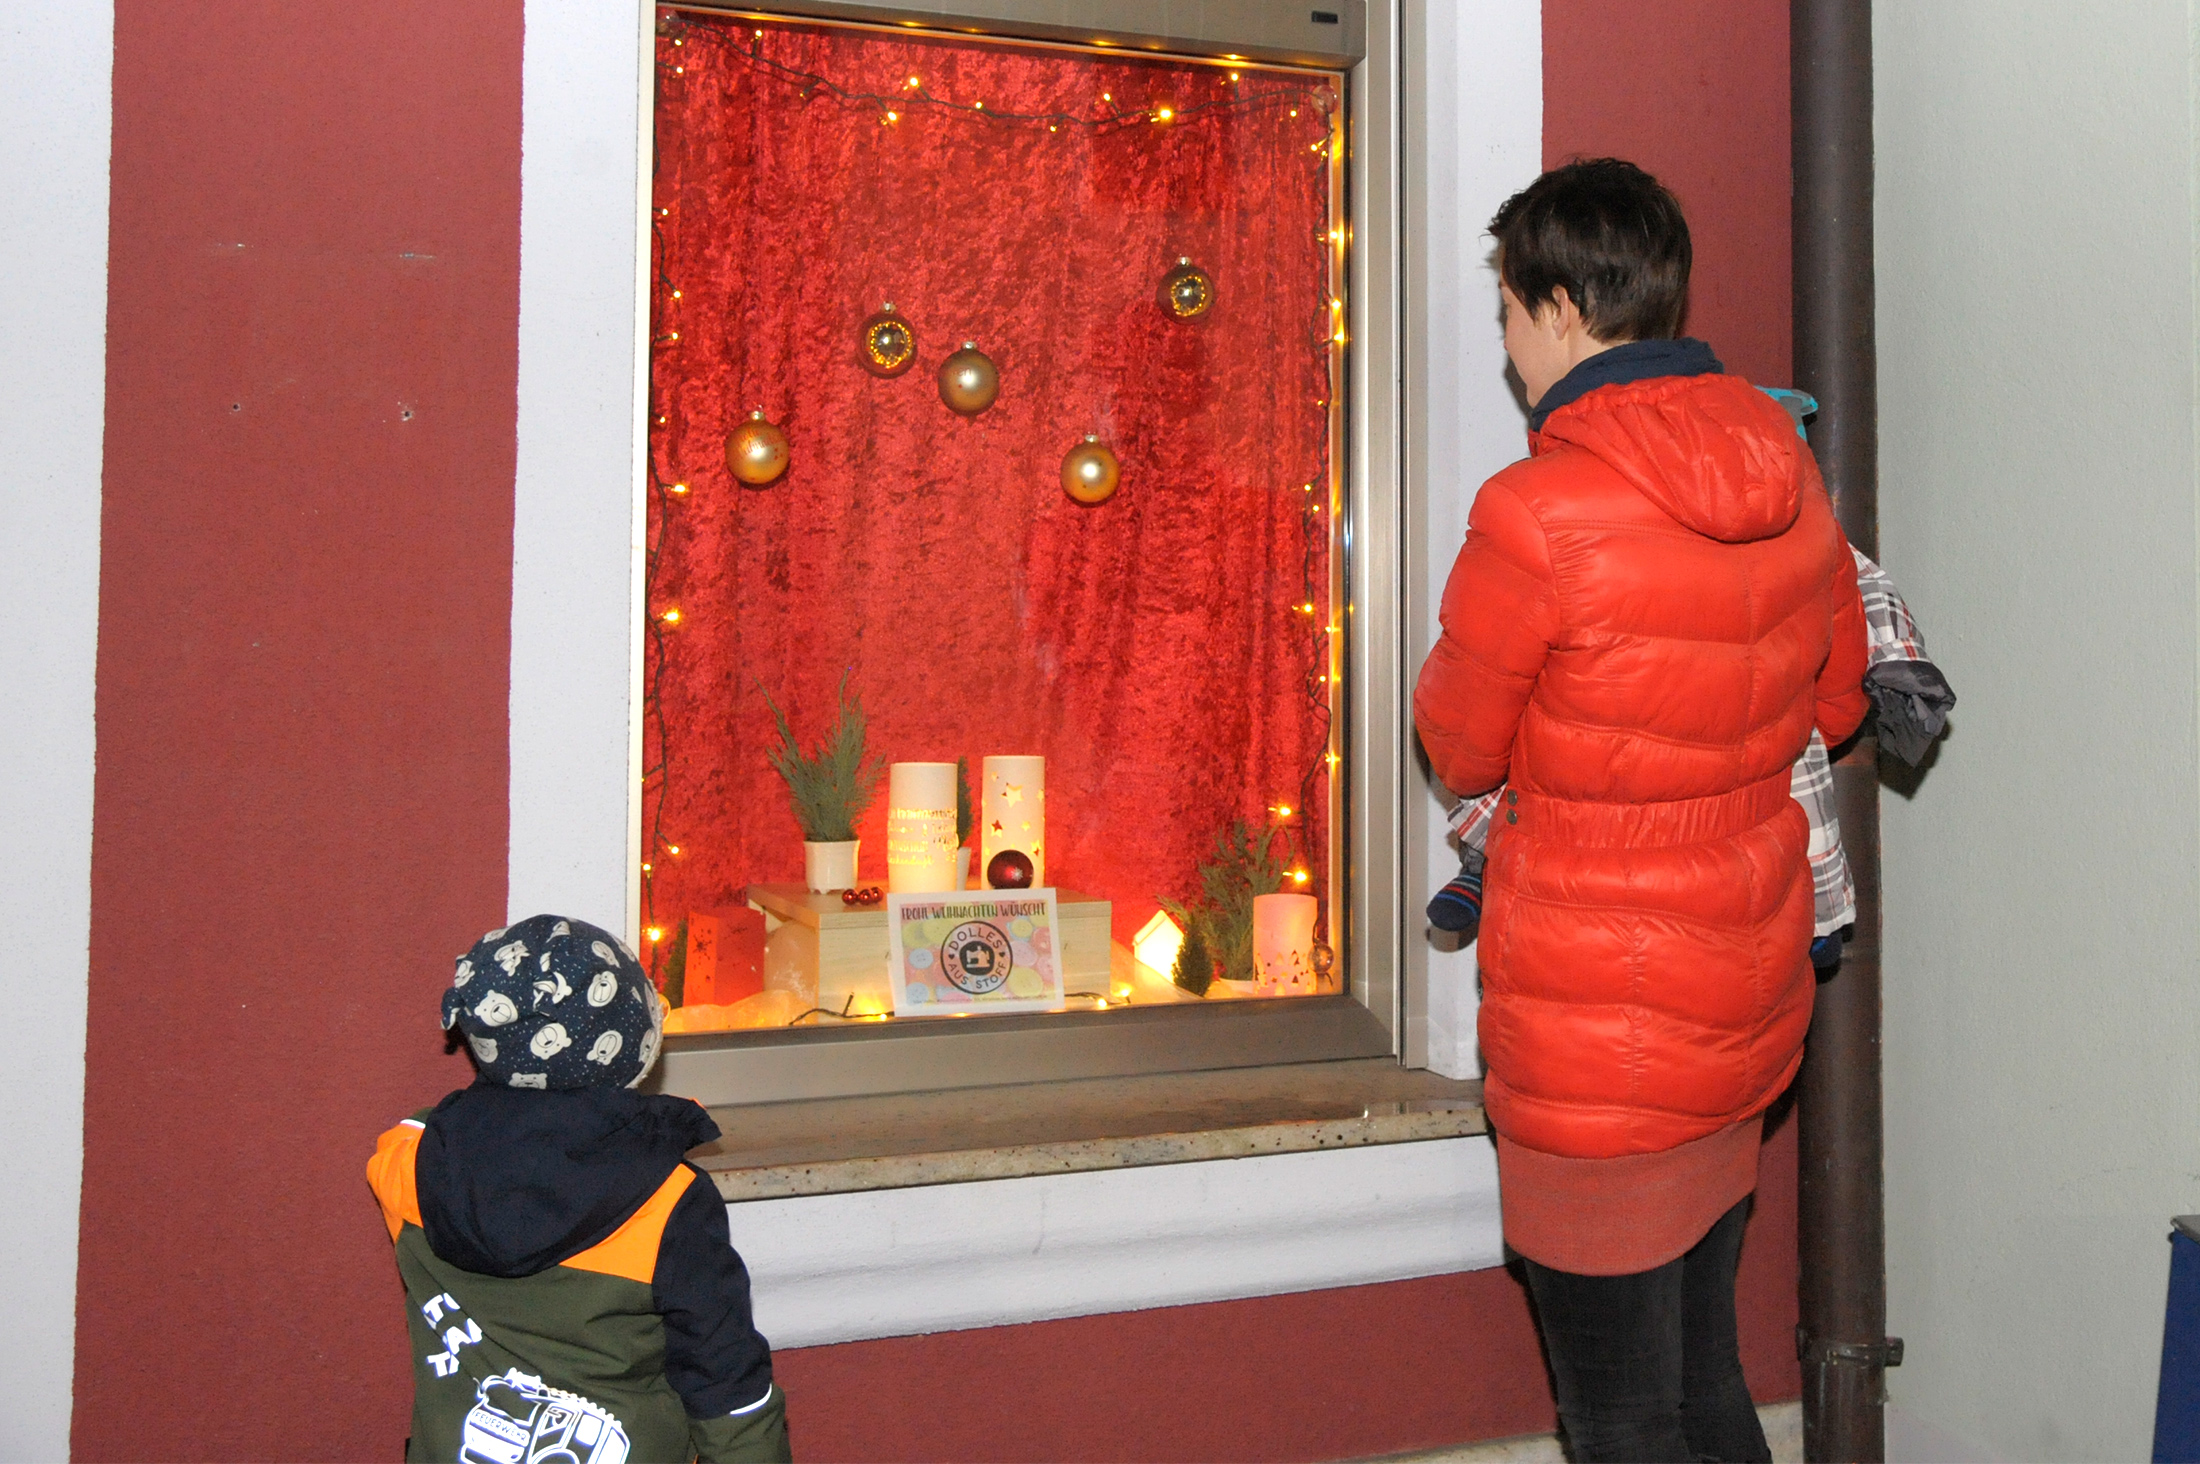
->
<box><xmin>886</xmin><ymin>890</ymin><xmax>1065</xmax><ymax>1017</ymax></box>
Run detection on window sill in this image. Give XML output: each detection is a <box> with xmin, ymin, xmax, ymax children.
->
<box><xmin>692</xmin><ymin>1057</ymin><xmax>1485</xmax><ymax>1201</ymax></box>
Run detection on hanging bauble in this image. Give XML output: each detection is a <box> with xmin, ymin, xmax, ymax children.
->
<box><xmin>724</xmin><ymin>409</ymin><xmax>789</xmax><ymax>487</ymax></box>
<box><xmin>986</xmin><ymin>848</ymin><xmax>1034</xmax><ymax>890</ymax></box>
<box><xmin>939</xmin><ymin>342</ymin><xmax>1000</xmax><ymax>416</ymax></box>
<box><xmin>1061</xmin><ymin>435</ymin><xmax>1121</xmax><ymax>506</ymax></box>
<box><xmin>1159</xmin><ymin>257</ymin><xmax>1215</xmax><ymax>320</ymax></box>
<box><xmin>859</xmin><ymin>303</ymin><xmax>916</xmax><ymax>378</ymax></box>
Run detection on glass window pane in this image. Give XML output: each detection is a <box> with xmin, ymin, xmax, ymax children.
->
<box><xmin>645</xmin><ymin>12</ymin><xmax>1345</xmax><ymax>1038</ymax></box>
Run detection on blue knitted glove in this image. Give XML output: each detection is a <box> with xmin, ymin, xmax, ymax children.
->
<box><xmin>1427</xmin><ymin>855</ymin><xmax>1484</xmax><ymax>937</ymax></box>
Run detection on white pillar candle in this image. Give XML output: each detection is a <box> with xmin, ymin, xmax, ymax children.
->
<box><xmin>886</xmin><ymin>762</ymin><xmax>959</xmax><ymax>894</ymax></box>
<box><xmin>980</xmin><ymin>755</ymin><xmax>1046</xmax><ymax>888</ymax></box>
<box><xmin>1252</xmin><ymin>893</ymin><xmax>1319</xmax><ymax>995</ymax></box>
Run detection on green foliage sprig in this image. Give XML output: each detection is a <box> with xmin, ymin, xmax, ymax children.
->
<box><xmin>956</xmin><ymin>756</ymin><xmax>974</xmax><ymax>846</ymax></box>
<box><xmin>759</xmin><ymin>669</ymin><xmax>885</xmax><ymax>843</ymax></box>
<box><xmin>1162</xmin><ymin>820</ymin><xmax>1287</xmax><ymax>992</ymax></box>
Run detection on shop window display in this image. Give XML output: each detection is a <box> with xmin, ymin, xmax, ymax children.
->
<box><xmin>643</xmin><ymin>9</ymin><xmax>1346</xmax><ymax>1037</ymax></box>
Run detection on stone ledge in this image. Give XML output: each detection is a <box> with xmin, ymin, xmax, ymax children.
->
<box><xmin>691</xmin><ymin>1057</ymin><xmax>1486</xmax><ymax>1201</ymax></box>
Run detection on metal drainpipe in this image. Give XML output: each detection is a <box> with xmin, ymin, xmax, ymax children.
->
<box><xmin>1792</xmin><ymin>2</ymin><xmax>1900</xmax><ymax>1460</ymax></box>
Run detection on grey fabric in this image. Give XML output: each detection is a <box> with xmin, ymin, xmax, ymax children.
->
<box><xmin>1865</xmin><ymin>659</ymin><xmax>1956</xmax><ymax>766</ymax></box>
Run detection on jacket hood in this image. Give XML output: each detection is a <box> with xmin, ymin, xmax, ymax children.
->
<box><xmin>1536</xmin><ymin>369</ymin><xmax>1807</xmax><ymax>544</ymax></box>
<box><xmin>414</xmin><ymin>1084</ymin><xmax>720</xmax><ymax>1278</ymax></box>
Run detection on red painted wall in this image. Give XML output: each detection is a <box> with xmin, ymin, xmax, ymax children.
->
<box><xmin>1545</xmin><ymin>0</ymin><xmax>1794</xmax><ymax>388</ymax></box>
<box><xmin>69</xmin><ymin>1</ymin><xmax>1793</xmax><ymax>1457</ymax></box>
<box><xmin>74</xmin><ymin>3</ymin><xmax>520</xmax><ymax>1457</ymax></box>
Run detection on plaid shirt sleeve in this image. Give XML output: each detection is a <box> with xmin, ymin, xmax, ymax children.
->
<box><xmin>1789</xmin><ymin>728</ymin><xmax>1856</xmax><ymax>935</ymax></box>
<box><xmin>1854</xmin><ymin>547</ymin><xmax>1930</xmax><ymax>665</ymax></box>
<box><xmin>1446</xmin><ymin>786</ymin><xmax>1504</xmax><ymax>858</ymax></box>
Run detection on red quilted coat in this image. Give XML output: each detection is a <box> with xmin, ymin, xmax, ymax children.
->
<box><xmin>1415</xmin><ymin>371</ymin><xmax>1869</xmax><ymax>1160</ymax></box>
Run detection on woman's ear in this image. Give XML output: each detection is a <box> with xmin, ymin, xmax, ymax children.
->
<box><xmin>1545</xmin><ymin>286</ymin><xmax>1584</xmax><ymax>340</ymax></box>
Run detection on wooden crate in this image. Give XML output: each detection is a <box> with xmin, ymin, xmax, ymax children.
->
<box><xmin>745</xmin><ymin>882</ymin><xmax>1113</xmax><ymax>1016</ymax></box>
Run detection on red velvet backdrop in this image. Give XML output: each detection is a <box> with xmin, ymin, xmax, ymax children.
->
<box><xmin>646</xmin><ymin>16</ymin><xmax>1338</xmax><ymax>952</ymax></box>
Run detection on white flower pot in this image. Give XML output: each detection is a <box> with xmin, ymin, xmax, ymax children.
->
<box><xmin>804</xmin><ymin>839</ymin><xmax>859</xmax><ymax>893</ymax></box>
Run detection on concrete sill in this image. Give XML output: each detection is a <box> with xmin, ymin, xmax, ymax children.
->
<box><xmin>692</xmin><ymin>1057</ymin><xmax>1486</xmax><ymax>1201</ymax></box>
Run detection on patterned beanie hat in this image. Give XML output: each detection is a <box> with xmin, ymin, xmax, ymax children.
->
<box><xmin>441</xmin><ymin>914</ymin><xmax>664</xmax><ymax>1090</ymax></box>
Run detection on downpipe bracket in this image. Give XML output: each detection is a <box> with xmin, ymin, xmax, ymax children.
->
<box><xmin>1797</xmin><ymin>1327</ymin><xmax>1904</xmax><ymax>1369</ymax></box>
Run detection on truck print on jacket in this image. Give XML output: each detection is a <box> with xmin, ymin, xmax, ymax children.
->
<box><xmin>461</xmin><ymin>1369</ymin><xmax>631</xmax><ymax>1464</ymax></box>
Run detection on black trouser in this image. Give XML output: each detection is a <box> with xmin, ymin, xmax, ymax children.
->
<box><xmin>1520</xmin><ymin>1197</ymin><xmax>1770</xmax><ymax>1464</ymax></box>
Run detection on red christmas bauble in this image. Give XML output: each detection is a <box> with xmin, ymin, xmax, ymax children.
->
<box><xmin>986</xmin><ymin>849</ymin><xmax>1034</xmax><ymax>889</ymax></box>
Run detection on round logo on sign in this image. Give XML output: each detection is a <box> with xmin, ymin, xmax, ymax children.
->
<box><xmin>939</xmin><ymin>921</ymin><xmax>1014</xmax><ymax>996</ymax></box>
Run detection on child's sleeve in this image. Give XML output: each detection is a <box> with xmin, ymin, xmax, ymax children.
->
<box><xmin>653</xmin><ymin>1165</ymin><xmax>791</xmax><ymax>1463</ymax></box>
<box><xmin>1449</xmin><ymin>787</ymin><xmax>1505</xmax><ymax>858</ymax></box>
<box><xmin>1848</xmin><ymin>548</ymin><xmax>1958</xmax><ymax>763</ymax></box>
<box><xmin>1413</xmin><ymin>481</ymin><xmax>1561</xmax><ymax>798</ymax></box>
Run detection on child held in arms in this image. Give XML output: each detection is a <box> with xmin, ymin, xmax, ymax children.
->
<box><xmin>367</xmin><ymin>914</ymin><xmax>789</xmax><ymax>1463</ymax></box>
<box><xmin>1413</xmin><ymin>158</ymin><xmax>1872</xmax><ymax>1463</ymax></box>
<box><xmin>1430</xmin><ymin>541</ymin><xmax>1956</xmax><ymax>967</ymax></box>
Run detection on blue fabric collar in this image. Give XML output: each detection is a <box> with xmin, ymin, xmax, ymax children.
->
<box><xmin>1527</xmin><ymin>337</ymin><xmax>1724</xmax><ymax>434</ymax></box>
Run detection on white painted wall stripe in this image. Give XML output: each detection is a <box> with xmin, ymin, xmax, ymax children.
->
<box><xmin>509</xmin><ymin>0</ymin><xmax>652</xmax><ymax>937</ymax></box>
<box><xmin>1412</xmin><ymin>0</ymin><xmax>1543</xmax><ymax>1080</ymax></box>
<box><xmin>0</xmin><ymin>2</ymin><xmax>113</xmax><ymax>1451</ymax></box>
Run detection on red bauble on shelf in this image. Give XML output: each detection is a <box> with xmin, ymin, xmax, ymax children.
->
<box><xmin>986</xmin><ymin>849</ymin><xmax>1034</xmax><ymax>889</ymax></box>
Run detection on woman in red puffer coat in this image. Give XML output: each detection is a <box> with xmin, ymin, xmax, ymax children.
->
<box><xmin>1414</xmin><ymin>160</ymin><xmax>1868</xmax><ymax>1464</ymax></box>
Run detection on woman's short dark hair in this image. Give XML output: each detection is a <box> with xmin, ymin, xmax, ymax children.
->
<box><xmin>1490</xmin><ymin>158</ymin><xmax>1690</xmax><ymax>342</ymax></box>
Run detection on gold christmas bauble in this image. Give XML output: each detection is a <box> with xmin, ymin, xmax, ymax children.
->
<box><xmin>724</xmin><ymin>409</ymin><xmax>789</xmax><ymax>486</ymax></box>
<box><xmin>1061</xmin><ymin>435</ymin><xmax>1120</xmax><ymax>505</ymax></box>
<box><xmin>938</xmin><ymin>342</ymin><xmax>1000</xmax><ymax>416</ymax></box>
<box><xmin>859</xmin><ymin>303</ymin><xmax>916</xmax><ymax>378</ymax></box>
<box><xmin>1159</xmin><ymin>257</ymin><xmax>1214</xmax><ymax>320</ymax></box>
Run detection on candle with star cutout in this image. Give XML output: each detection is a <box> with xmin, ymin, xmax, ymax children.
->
<box><xmin>980</xmin><ymin>755</ymin><xmax>1046</xmax><ymax>889</ymax></box>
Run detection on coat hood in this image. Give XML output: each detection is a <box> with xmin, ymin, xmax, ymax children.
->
<box><xmin>414</xmin><ymin>1083</ymin><xmax>720</xmax><ymax>1278</ymax></box>
<box><xmin>1536</xmin><ymin>370</ymin><xmax>1807</xmax><ymax>544</ymax></box>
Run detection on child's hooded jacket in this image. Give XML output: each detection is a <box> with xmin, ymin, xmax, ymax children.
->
<box><xmin>367</xmin><ymin>1084</ymin><xmax>784</xmax><ymax>1463</ymax></box>
<box><xmin>1414</xmin><ymin>348</ymin><xmax>1870</xmax><ymax>1160</ymax></box>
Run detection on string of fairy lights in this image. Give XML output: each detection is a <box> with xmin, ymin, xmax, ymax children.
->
<box><xmin>642</xmin><ymin>8</ymin><xmax>1347</xmax><ymax>977</ymax></box>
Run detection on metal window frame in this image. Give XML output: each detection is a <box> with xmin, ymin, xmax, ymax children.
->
<box><xmin>639</xmin><ymin>0</ymin><xmax>1404</xmax><ymax>1106</ymax></box>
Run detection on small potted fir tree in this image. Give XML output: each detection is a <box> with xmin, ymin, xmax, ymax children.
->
<box><xmin>1163</xmin><ymin>821</ymin><xmax>1286</xmax><ymax>997</ymax></box>
<box><xmin>760</xmin><ymin>670</ymin><xmax>885</xmax><ymax>893</ymax></box>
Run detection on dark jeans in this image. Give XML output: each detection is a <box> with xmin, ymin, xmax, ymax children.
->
<box><xmin>1521</xmin><ymin>1197</ymin><xmax>1770</xmax><ymax>1464</ymax></box>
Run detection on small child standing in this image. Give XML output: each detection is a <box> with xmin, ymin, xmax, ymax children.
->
<box><xmin>368</xmin><ymin>914</ymin><xmax>790</xmax><ymax>1463</ymax></box>
<box><xmin>1430</xmin><ymin>547</ymin><xmax>1955</xmax><ymax>962</ymax></box>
